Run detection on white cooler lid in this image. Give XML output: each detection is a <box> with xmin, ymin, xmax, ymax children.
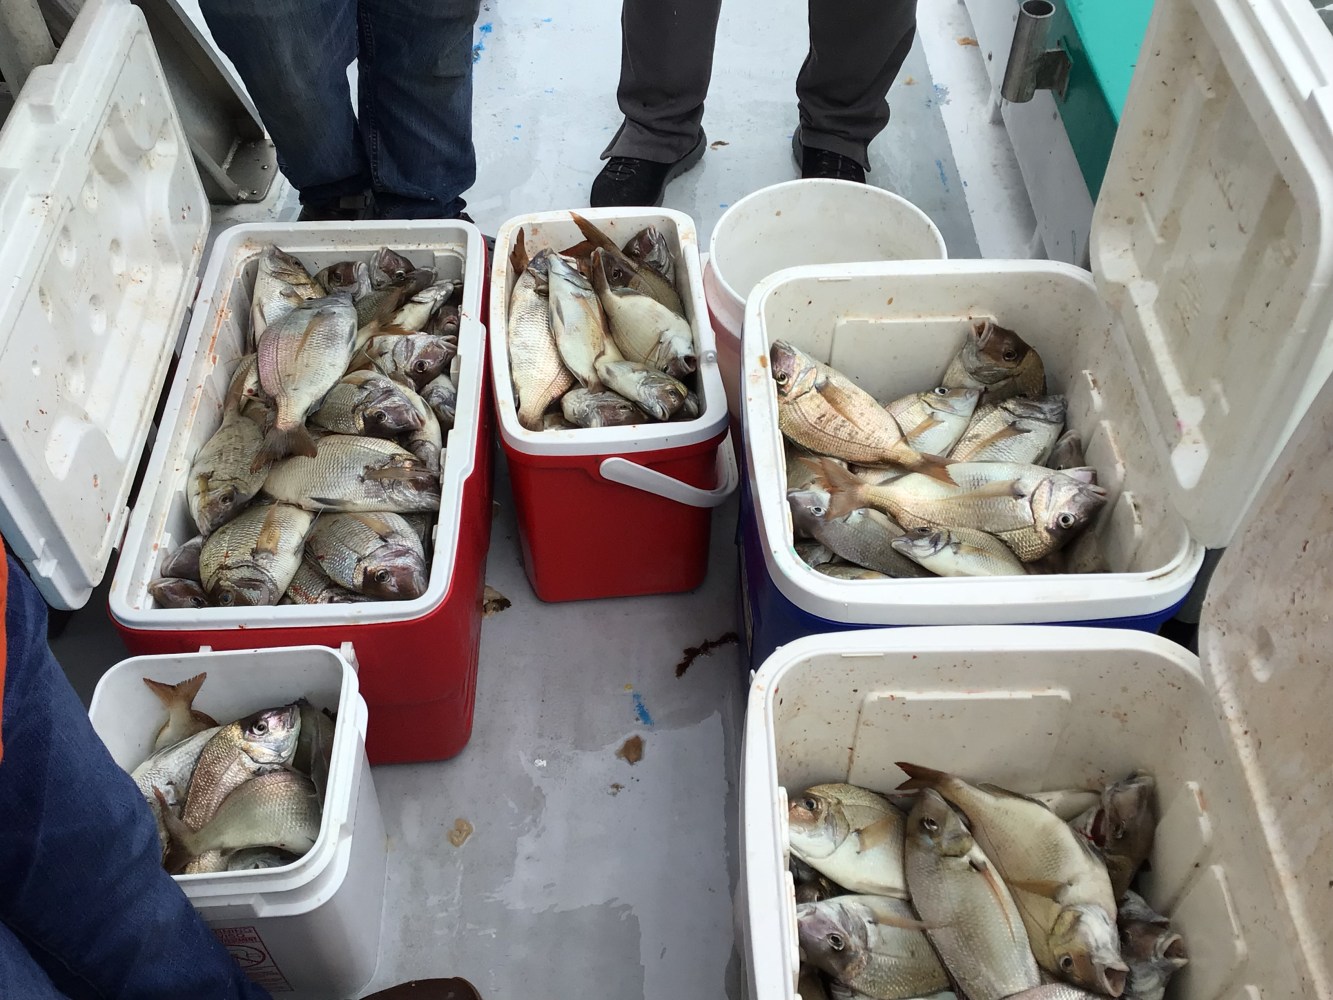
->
<box><xmin>0</xmin><ymin>0</ymin><xmax>208</xmax><ymax>609</ymax></box>
<box><xmin>1091</xmin><ymin>0</ymin><xmax>1333</xmax><ymax>550</ymax></box>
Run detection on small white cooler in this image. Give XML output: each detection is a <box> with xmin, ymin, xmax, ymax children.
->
<box><xmin>736</xmin><ymin>0</ymin><xmax>1333</xmax><ymax>670</ymax></box>
<box><xmin>737</xmin><ymin>343</ymin><xmax>1333</xmax><ymax>998</ymax></box>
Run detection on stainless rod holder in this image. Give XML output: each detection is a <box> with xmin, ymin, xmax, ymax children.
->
<box><xmin>1001</xmin><ymin>0</ymin><xmax>1072</xmax><ymax>103</ymax></box>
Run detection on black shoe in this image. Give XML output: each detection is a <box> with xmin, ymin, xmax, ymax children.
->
<box><xmin>792</xmin><ymin>133</ymin><xmax>867</xmax><ymax>184</ymax></box>
<box><xmin>590</xmin><ymin>134</ymin><xmax>707</xmax><ymax>208</ymax></box>
<box><xmin>297</xmin><ymin>194</ymin><xmax>368</xmax><ymax>222</ymax></box>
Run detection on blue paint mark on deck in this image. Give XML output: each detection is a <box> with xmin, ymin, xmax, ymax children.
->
<box><xmin>479</xmin><ymin>22</ymin><xmax>493</xmax><ymax>32</ymax></box>
<box><xmin>544</xmin><ymin>87</ymin><xmax>556</xmax><ymax>94</ymax></box>
<box><xmin>631</xmin><ymin>692</ymin><xmax>654</xmax><ymax>726</ymax></box>
<box><xmin>541</xmin><ymin>16</ymin><xmax>552</xmax><ymax>22</ymax></box>
<box><xmin>935</xmin><ymin>159</ymin><xmax>950</xmax><ymax>192</ymax></box>
<box><xmin>472</xmin><ymin>21</ymin><xmax>493</xmax><ymax>61</ymax></box>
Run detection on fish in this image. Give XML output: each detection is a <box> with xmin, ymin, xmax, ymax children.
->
<box><xmin>1118</xmin><ymin>891</ymin><xmax>1187</xmax><ymax>1000</ymax></box>
<box><xmin>253</xmin><ymin>296</ymin><xmax>358</xmax><ymax>466</ymax></box>
<box><xmin>188</xmin><ymin>409</ymin><xmax>271</xmax><ymax>535</ymax></box>
<box><xmin>570</xmin><ymin>212</ymin><xmax>684</xmax><ymax>315</ymax></box>
<box><xmin>673</xmin><ymin>390</ymin><xmax>701</xmax><ymax>421</ymax></box>
<box><xmin>160</xmin><ymin>535</ymin><xmax>204</xmax><ymax>582</ymax></box>
<box><xmin>352</xmin><ymin>268</ymin><xmax>436</xmax><ymax>334</ymax></box>
<box><xmin>791</xmin><ymin>856</ymin><xmax>849</xmax><ymax>904</ymax></box>
<box><xmin>548</xmin><ymin>252</ymin><xmax>611</xmax><ymax>391</ymax></box>
<box><xmin>797</xmin><ymin>896</ymin><xmax>949</xmax><ymax>1000</ymax></box>
<box><xmin>369</xmin><ymin>247</ymin><xmax>419</xmax><ymax>289</ymax></box>
<box><xmin>200</xmin><ymin>502</ymin><xmax>314</xmax><ymax>607</ymax></box>
<box><xmin>132</xmin><ymin>726</ymin><xmax>222</xmax><ymax>858</ymax></box>
<box><xmin>797</xmin><ymin>965</ymin><xmax>832</xmax><ymax>1000</ymax></box>
<box><xmin>1070</xmin><ymin>773</ymin><xmax>1156</xmax><ymax>900</ymax></box>
<box><xmin>896</xmin><ymin>763</ymin><xmax>1126</xmax><ymax>996</ymax></box>
<box><xmin>227</xmin><ymin>353</ymin><xmax>269</xmax><ymax>422</ymax></box>
<box><xmin>223</xmin><ymin>847</ymin><xmax>301</xmax><ymax>872</ymax></box>
<box><xmin>1005</xmin><ymin>989</ymin><xmax>1103</xmax><ymax>1000</ymax></box>
<box><xmin>263</xmin><ymin>435</ymin><xmax>440</xmax><ymax>513</ymax></box>
<box><xmin>305</xmin><ymin>512</ymin><xmax>428</xmax><ymax>600</ymax></box>
<box><xmin>250</xmin><ymin>246</ymin><xmax>323</xmax><ymax>344</ymax></box>
<box><xmin>787</xmin><ymin>443</ymin><xmax>827</xmax><ymax>491</ymax></box>
<box><xmin>890</xmin><ymin>525</ymin><xmax>1028</xmax><ymax>577</ymax></box>
<box><xmin>180</xmin><ymin>704</ymin><xmax>302</xmax><ymax>832</ymax></box>
<box><xmin>507</xmin><ymin>235</ymin><xmax>576</xmax><ymax>430</ymax></box>
<box><xmin>788</xmin><ymin>489</ymin><xmax>932</xmax><ymax>578</ymax></box>
<box><xmin>949</xmin><ymin>396</ymin><xmax>1068</xmax><ymax>465</ymax></box>
<box><xmin>941</xmin><ymin>320</ymin><xmax>1047</xmax><ymax>402</ymax></box>
<box><xmin>771</xmin><ymin>342</ymin><xmax>954</xmax><ymax>483</ymax></box>
<box><xmin>560</xmin><ymin>388</ymin><xmax>650</xmax><ymax>428</ymax></box>
<box><xmin>886</xmin><ymin>387</ymin><xmax>982</xmax><ymax>456</ymax></box>
<box><xmin>787</xmin><ymin>783</ymin><xmax>908</xmax><ymax>898</ymax></box>
<box><xmin>817</xmin><ymin>459</ymin><xmax>1107</xmax><ymax>563</ymax></box>
<box><xmin>542</xmin><ymin>413</ymin><xmax>577</xmax><ymax>430</ymax></box>
<box><xmin>622</xmin><ymin>225</ymin><xmax>677</xmax><ymax>287</ymax></box>
<box><xmin>149</xmin><ymin>578</ymin><xmax>211</xmax><ymax>609</ymax></box>
<box><xmin>904</xmin><ymin>788</ymin><xmax>1041</xmax><ymax>1000</ymax></box>
<box><xmin>421</xmin><ymin>372</ymin><xmax>458</xmax><ymax>432</ymax></box>
<box><xmin>426</xmin><ymin>302</ymin><xmax>461</xmax><ymax>339</ymax></box>
<box><xmin>1047</xmin><ymin>430</ymin><xmax>1085</xmax><ymax>471</ymax></box>
<box><xmin>292</xmin><ymin>699</ymin><xmax>337</xmax><ymax>800</ymax></box>
<box><xmin>397</xmin><ymin>383</ymin><xmax>443</xmax><ymax>474</ymax></box>
<box><xmin>817</xmin><ymin>563</ymin><xmax>892</xmax><ymax>580</ymax></box>
<box><xmin>314</xmin><ymin>260</ymin><xmax>373</xmax><ymax>300</ymax></box>
<box><xmin>143</xmin><ymin>673</ymin><xmax>219</xmax><ymax>753</ymax></box>
<box><xmin>795</xmin><ymin>540</ymin><xmax>837</xmax><ymax>567</ymax></box>
<box><xmin>354</xmin><ymin>333</ymin><xmax>455</xmax><ymax>392</ymax></box>
<box><xmin>391</xmin><ymin>280</ymin><xmax>457</xmax><ymax>333</ymax></box>
<box><xmin>593</xmin><ymin>359</ymin><xmax>689</xmax><ymax>421</ymax></box>
<box><xmin>1029</xmin><ymin>788</ymin><xmax>1103</xmax><ymax>822</ymax></box>
<box><xmin>159</xmin><ymin>768</ymin><xmax>322</xmax><ymax>874</ymax></box>
<box><xmin>590</xmin><ymin>247</ymin><xmax>696</xmax><ymax>378</ymax></box>
<box><xmin>401</xmin><ymin>512</ymin><xmax>433</xmax><ymax>547</ymax></box>
<box><xmin>310</xmin><ymin>371</ymin><xmax>424</xmax><ymax>437</ymax></box>
<box><xmin>281</xmin><ymin>555</ymin><xmax>375</xmax><ymax>604</ymax></box>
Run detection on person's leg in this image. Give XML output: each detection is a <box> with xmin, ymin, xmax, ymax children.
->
<box><xmin>357</xmin><ymin>0</ymin><xmax>480</xmax><ymax>219</ymax></box>
<box><xmin>0</xmin><ymin>555</ymin><xmax>270</xmax><ymax>1000</ymax></box>
<box><xmin>795</xmin><ymin>0</ymin><xmax>917</xmax><ymax>172</ymax></box>
<box><xmin>0</xmin><ymin>921</ymin><xmax>64</xmax><ymax>1000</ymax></box>
<box><xmin>198</xmin><ymin>0</ymin><xmax>369</xmax><ymax>210</ymax></box>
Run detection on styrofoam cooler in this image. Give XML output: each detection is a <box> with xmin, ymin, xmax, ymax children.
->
<box><xmin>107</xmin><ymin>221</ymin><xmax>492</xmax><ymax>765</ymax></box>
<box><xmin>489</xmin><ymin>208</ymin><xmax>737</xmax><ymax>602</ymax></box>
<box><xmin>737</xmin><ymin>348</ymin><xmax>1333</xmax><ymax>999</ymax></box>
<box><xmin>737</xmin><ymin>0</ymin><xmax>1333</xmax><ymax>669</ymax></box>
<box><xmin>89</xmin><ymin>645</ymin><xmax>386</xmax><ymax>999</ymax></box>
<box><xmin>0</xmin><ymin>0</ymin><xmax>494</xmax><ymax>765</ymax></box>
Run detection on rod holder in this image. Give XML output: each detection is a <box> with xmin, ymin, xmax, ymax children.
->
<box><xmin>1001</xmin><ymin>0</ymin><xmax>1072</xmax><ymax>103</ymax></box>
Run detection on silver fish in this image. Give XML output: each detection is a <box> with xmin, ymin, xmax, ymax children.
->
<box><xmin>561</xmin><ymin>388</ymin><xmax>649</xmax><ymax>428</ymax></box>
<box><xmin>254</xmin><ymin>296</ymin><xmax>358</xmax><ymax>466</ymax></box>
<box><xmin>1047</xmin><ymin>430</ymin><xmax>1085</xmax><ymax>471</ymax></box>
<box><xmin>369</xmin><ymin>247</ymin><xmax>419</xmax><ymax>289</ymax></box>
<box><xmin>548</xmin><ymin>252</ymin><xmax>610</xmax><ymax>391</ymax></box>
<box><xmin>1070</xmin><ymin>773</ymin><xmax>1156</xmax><ymax>900</ymax></box>
<box><xmin>890</xmin><ymin>525</ymin><xmax>1028</xmax><ymax>577</ymax></box>
<box><xmin>181</xmin><ymin>704</ymin><xmax>302</xmax><ymax>833</ymax></box>
<box><xmin>590</xmin><ymin>247</ymin><xmax>696</xmax><ymax>379</ymax></box>
<box><xmin>310</xmin><ymin>371</ymin><xmax>424</xmax><ymax>438</ymax></box>
<box><xmin>250</xmin><ymin>246</ymin><xmax>323</xmax><ymax>344</ymax></box>
<box><xmin>788</xmin><ymin>489</ymin><xmax>931</xmax><ymax>578</ymax></box>
<box><xmin>797</xmin><ymin>896</ymin><xmax>949</xmax><ymax>1000</ymax></box>
<box><xmin>313</xmin><ymin>260</ymin><xmax>373</xmax><ymax>300</ymax></box>
<box><xmin>941</xmin><ymin>320</ymin><xmax>1046</xmax><ymax>402</ymax></box>
<box><xmin>149</xmin><ymin>578</ymin><xmax>211</xmax><ymax>609</ymax></box>
<box><xmin>886</xmin><ymin>386</ymin><xmax>982</xmax><ymax>456</ymax></box>
<box><xmin>426</xmin><ymin>302</ymin><xmax>461</xmax><ymax>339</ymax></box>
<box><xmin>305</xmin><ymin>512</ymin><xmax>428</xmax><ymax>600</ymax></box>
<box><xmin>293</xmin><ymin>699</ymin><xmax>336</xmax><ymax>801</ymax></box>
<box><xmin>1118</xmin><ymin>891</ymin><xmax>1188</xmax><ymax>1000</ymax></box>
<box><xmin>571</xmin><ymin>212</ymin><xmax>684</xmax><ymax>315</ymax></box>
<box><xmin>132</xmin><ymin>726</ymin><xmax>221</xmax><ymax>858</ymax></box>
<box><xmin>188</xmin><ymin>409</ymin><xmax>271</xmax><ymax>535</ymax></box>
<box><xmin>200</xmin><ymin>502</ymin><xmax>314</xmax><ymax>607</ymax></box>
<box><xmin>949</xmin><ymin>396</ymin><xmax>1068</xmax><ymax>465</ymax></box>
<box><xmin>355</xmin><ymin>333</ymin><xmax>455</xmax><ymax>392</ymax></box>
<box><xmin>593</xmin><ymin>359</ymin><xmax>688</xmax><ymax>421</ymax></box>
<box><xmin>421</xmin><ymin>372</ymin><xmax>458</xmax><ymax>432</ymax></box>
<box><xmin>143</xmin><ymin>673</ymin><xmax>218</xmax><ymax>753</ymax></box>
<box><xmin>787</xmin><ymin>783</ymin><xmax>908</xmax><ymax>898</ymax></box>
<box><xmin>391</xmin><ymin>280</ymin><xmax>457</xmax><ymax>333</ymax></box>
<box><xmin>160</xmin><ymin>535</ymin><xmax>204</xmax><ymax>582</ymax></box>
<box><xmin>282</xmin><ymin>555</ymin><xmax>375</xmax><ymax>604</ymax></box>
<box><xmin>352</xmin><ymin>269</ymin><xmax>436</xmax><ymax>335</ymax></box>
<box><xmin>622</xmin><ymin>225</ymin><xmax>676</xmax><ymax>288</ymax></box>
<box><xmin>262</xmin><ymin>435</ymin><xmax>440</xmax><ymax>513</ymax></box>
<box><xmin>507</xmin><ymin>236</ymin><xmax>575</xmax><ymax>431</ymax></box>
<box><xmin>227</xmin><ymin>353</ymin><xmax>269</xmax><ymax>422</ymax></box>
<box><xmin>397</xmin><ymin>382</ymin><xmax>443</xmax><ymax>474</ymax></box>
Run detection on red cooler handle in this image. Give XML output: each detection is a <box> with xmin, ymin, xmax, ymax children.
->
<box><xmin>598</xmin><ymin>433</ymin><xmax>739</xmax><ymax>508</ymax></box>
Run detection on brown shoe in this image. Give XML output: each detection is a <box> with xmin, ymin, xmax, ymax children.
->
<box><xmin>361</xmin><ymin>978</ymin><xmax>482</xmax><ymax>1000</ymax></box>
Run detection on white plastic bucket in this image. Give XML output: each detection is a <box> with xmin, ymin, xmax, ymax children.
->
<box><xmin>703</xmin><ymin>179</ymin><xmax>948</xmax><ymax>425</ymax></box>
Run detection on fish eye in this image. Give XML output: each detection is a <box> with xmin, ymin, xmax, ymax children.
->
<box><xmin>774</xmin><ymin>371</ymin><xmax>789</xmax><ymax>385</ymax></box>
<box><xmin>216</xmin><ymin>591</ymin><xmax>235</xmax><ymax>606</ymax></box>
<box><xmin>414</xmin><ymin>360</ymin><xmax>429</xmax><ymax>373</ymax></box>
<box><xmin>1002</xmin><ymin>348</ymin><xmax>1020</xmax><ymax>362</ymax></box>
<box><xmin>800</xmin><ymin>796</ymin><xmax>818</xmax><ymax>811</ymax></box>
<box><xmin>1060</xmin><ymin>955</ymin><xmax>1075</xmax><ymax>972</ymax></box>
<box><xmin>374</xmin><ymin>569</ymin><xmax>391</xmax><ymax>584</ymax></box>
<box><xmin>827</xmin><ymin>933</ymin><xmax>845</xmax><ymax>952</ymax></box>
<box><xmin>369</xmin><ymin>409</ymin><xmax>385</xmax><ymax>422</ymax></box>
<box><xmin>253</xmin><ymin>720</ymin><xmax>268</xmax><ymax>735</ymax></box>
<box><xmin>809</xmin><ymin>505</ymin><xmax>826</xmax><ymax>517</ymax></box>
<box><xmin>190</xmin><ymin>596</ymin><xmax>207</xmax><ymax>609</ymax></box>
<box><xmin>922</xmin><ymin>816</ymin><xmax>939</xmax><ymax>833</ymax></box>
<box><xmin>1112</xmin><ymin>822</ymin><xmax>1126</xmax><ymax>840</ymax></box>
<box><xmin>933</xmin><ymin>386</ymin><xmax>949</xmax><ymax>396</ymax></box>
<box><xmin>1057</xmin><ymin>512</ymin><xmax>1077</xmax><ymax>529</ymax></box>
<box><xmin>220</xmin><ymin>494</ymin><xmax>233</xmax><ymax>506</ymax></box>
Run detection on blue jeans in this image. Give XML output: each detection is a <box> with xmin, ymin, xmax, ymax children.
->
<box><xmin>0</xmin><ymin>555</ymin><xmax>271</xmax><ymax>1000</ymax></box>
<box><xmin>199</xmin><ymin>0</ymin><xmax>481</xmax><ymax>218</ymax></box>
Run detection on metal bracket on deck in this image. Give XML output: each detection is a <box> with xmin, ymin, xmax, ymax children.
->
<box><xmin>1001</xmin><ymin>0</ymin><xmax>1072</xmax><ymax>104</ymax></box>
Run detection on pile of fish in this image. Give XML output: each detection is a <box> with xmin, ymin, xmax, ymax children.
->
<box><xmin>505</xmin><ymin>213</ymin><xmax>701</xmax><ymax>430</ymax></box>
<box><xmin>775</xmin><ymin>321</ymin><xmax>1109</xmax><ymax>579</ymax></box>
<box><xmin>150</xmin><ymin>244</ymin><xmax>460</xmax><ymax>609</ymax></box>
<box><xmin>128</xmin><ymin>673</ymin><xmax>336</xmax><ymax>875</ymax></box>
<box><xmin>788</xmin><ymin>766</ymin><xmax>1187</xmax><ymax>1000</ymax></box>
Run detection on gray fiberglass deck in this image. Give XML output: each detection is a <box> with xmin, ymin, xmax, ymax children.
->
<box><xmin>48</xmin><ymin>0</ymin><xmax>1039</xmax><ymax>994</ymax></box>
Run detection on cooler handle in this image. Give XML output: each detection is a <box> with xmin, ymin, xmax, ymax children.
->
<box><xmin>598</xmin><ymin>432</ymin><xmax>739</xmax><ymax>508</ymax></box>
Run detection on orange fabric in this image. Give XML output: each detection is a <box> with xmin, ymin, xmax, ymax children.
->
<box><xmin>0</xmin><ymin>540</ymin><xmax>7</xmax><ymax>762</ymax></box>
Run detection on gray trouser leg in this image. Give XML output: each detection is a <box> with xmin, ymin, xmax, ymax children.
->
<box><xmin>796</xmin><ymin>0</ymin><xmax>918</xmax><ymax>168</ymax></box>
<box><xmin>602</xmin><ymin>0</ymin><xmax>722</xmax><ymax>162</ymax></box>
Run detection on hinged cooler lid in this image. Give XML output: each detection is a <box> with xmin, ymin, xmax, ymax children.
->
<box><xmin>1091</xmin><ymin>0</ymin><xmax>1333</xmax><ymax>549</ymax></box>
<box><xmin>0</xmin><ymin>0</ymin><xmax>209</xmax><ymax>609</ymax></box>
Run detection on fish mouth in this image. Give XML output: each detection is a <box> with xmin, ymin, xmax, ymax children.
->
<box><xmin>1099</xmin><ymin>963</ymin><xmax>1129</xmax><ymax>997</ymax></box>
<box><xmin>1160</xmin><ymin>933</ymin><xmax>1187</xmax><ymax>961</ymax></box>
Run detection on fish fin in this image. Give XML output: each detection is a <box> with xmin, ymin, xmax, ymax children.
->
<box><xmin>142</xmin><ymin>672</ymin><xmax>207</xmax><ymax>712</ymax></box>
<box><xmin>568</xmin><ymin>211</ymin><xmax>621</xmax><ymax>254</ymax></box>
<box><xmin>813</xmin><ymin>380</ymin><xmax>878</xmax><ymax>430</ymax></box>
<box><xmin>364</xmin><ymin>464</ymin><xmax>433</xmax><ymax>482</ymax></box>
<box><xmin>855</xmin><ymin>815</ymin><xmax>901</xmax><ymax>853</ymax></box>
<box><xmin>893</xmin><ymin>447</ymin><xmax>957</xmax><ymax>486</ymax></box>
<box><xmin>153</xmin><ymin>787</ymin><xmax>196</xmax><ymax>874</ymax></box>
<box><xmin>976</xmin><ymin>781</ymin><xmax>1051</xmax><ymax>808</ymax></box>
<box><xmin>254</xmin><ymin>504</ymin><xmax>284</xmax><ymax>555</ymax></box>
<box><xmin>894</xmin><ymin>761</ymin><xmax>949</xmax><ymax>791</ymax></box>
<box><xmin>510</xmin><ymin>231</ymin><xmax>529</xmax><ymax>275</ymax></box>
<box><xmin>307</xmin><ymin>496</ymin><xmax>352</xmax><ymax>510</ymax></box>
<box><xmin>560</xmin><ymin>239</ymin><xmax>598</xmax><ymax>259</ymax></box>
<box><xmin>192</xmin><ymin>709</ymin><xmax>219</xmax><ymax>728</ymax></box>
<box><xmin>356</xmin><ymin>512</ymin><xmax>400</xmax><ymax>538</ymax></box>
<box><xmin>816</xmin><ymin>458</ymin><xmax>872</xmax><ymax>521</ymax></box>
<box><xmin>901</xmin><ymin>413</ymin><xmax>943</xmax><ymax>441</ymax></box>
<box><xmin>957</xmin><ymin>424</ymin><xmax>1030</xmax><ymax>457</ymax></box>
<box><xmin>933</xmin><ymin>479</ymin><xmax>1024</xmax><ymax>502</ymax></box>
<box><xmin>873</xmin><ymin>909</ymin><xmax>943</xmax><ymax>932</ymax></box>
<box><xmin>970</xmin><ymin>853</ymin><xmax>1021</xmax><ymax>941</ymax></box>
<box><xmin>1006</xmin><ymin>877</ymin><xmax>1070</xmax><ymax>900</ymax></box>
<box><xmin>253</xmin><ymin>423</ymin><xmax>317</xmax><ymax>470</ymax></box>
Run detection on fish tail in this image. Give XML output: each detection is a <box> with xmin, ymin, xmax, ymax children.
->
<box><xmin>816</xmin><ymin>458</ymin><xmax>870</xmax><ymax>521</ymax></box>
<box><xmin>142</xmin><ymin>672</ymin><xmax>207</xmax><ymax>712</ymax></box>
<box><xmin>894</xmin><ymin>446</ymin><xmax>957</xmax><ymax>486</ymax></box>
<box><xmin>894</xmin><ymin>761</ymin><xmax>949</xmax><ymax>791</ymax></box>
<box><xmin>254</xmin><ymin>422</ymin><xmax>318</xmax><ymax>470</ymax></box>
<box><xmin>153</xmin><ymin>787</ymin><xmax>197</xmax><ymax>875</ymax></box>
